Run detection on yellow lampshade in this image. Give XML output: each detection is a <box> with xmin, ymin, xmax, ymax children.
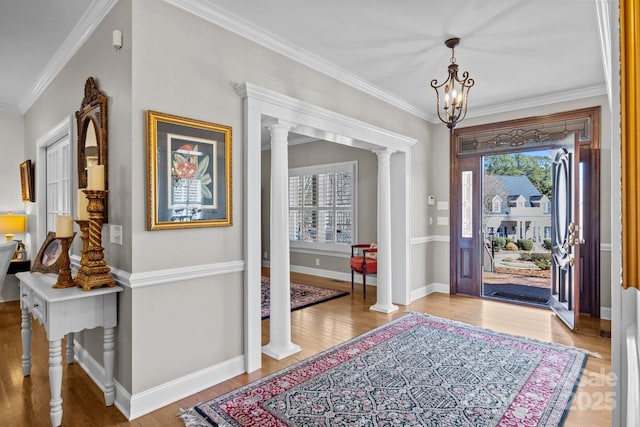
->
<box><xmin>0</xmin><ymin>213</ymin><xmax>26</xmax><ymax>242</ymax></box>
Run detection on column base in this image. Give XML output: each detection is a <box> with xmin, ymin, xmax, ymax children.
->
<box><xmin>262</xmin><ymin>342</ymin><xmax>301</xmax><ymax>360</ymax></box>
<box><xmin>369</xmin><ymin>303</ymin><xmax>398</xmax><ymax>313</ymax></box>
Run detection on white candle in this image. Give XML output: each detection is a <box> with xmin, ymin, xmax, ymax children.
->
<box><xmin>87</xmin><ymin>164</ymin><xmax>105</xmax><ymax>190</ymax></box>
<box><xmin>77</xmin><ymin>189</ymin><xmax>89</xmax><ymax>220</ymax></box>
<box><xmin>56</xmin><ymin>215</ymin><xmax>73</xmax><ymax>238</ymax></box>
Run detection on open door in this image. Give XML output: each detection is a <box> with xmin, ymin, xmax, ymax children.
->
<box><xmin>550</xmin><ymin>138</ymin><xmax>582</xmax><ymax>329</ymax></box>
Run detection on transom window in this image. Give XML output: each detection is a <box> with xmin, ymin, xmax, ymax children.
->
<box><xmin>289</xmin><ymin>161</ymin><xmax>356</xmax><ymax>254</ymax></box>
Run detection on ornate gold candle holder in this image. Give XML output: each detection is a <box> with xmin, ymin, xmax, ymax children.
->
<box><xmin>52</xmin><ymin>236</ymin><xmax>75</xmax><ymax>289</ymax></box>
<box><xmin>75</xmin><ymin>219</ymin><xmax>90</xmax><ymax>266</ymax></box>
<box><xmin>74</xmin><ymin>190</ymin><xmax>115</xmax><ymax>291</ymax></box>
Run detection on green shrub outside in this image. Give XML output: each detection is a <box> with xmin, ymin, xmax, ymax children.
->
<box><xmin>533</xmin><ymin>258</ymin><xmax>552</xmax><ymax>269</ymax></box>
<box><xmin>543</xmin><ymin>239</ymin><xmax>552</xmax><ymax>250</ymax></box>
<box><xmin>531</xmin><ymin>252</ymin><xmax>551</xmax><ymax>261</ymax></box>
<box><xmin>517</xmin><ymin>239</ymin><xmax>534</xmax><ymax>251</ymax></box>
<box><xmin>494</xmin><ymin>237</ymin><xmax>506</xmax><ymax>249</ymax></box>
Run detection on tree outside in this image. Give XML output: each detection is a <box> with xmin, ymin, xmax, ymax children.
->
<box><xmin>484</xmin><ymin>152</ymin><xmax>552</xmax><ymax>199</ymax></box>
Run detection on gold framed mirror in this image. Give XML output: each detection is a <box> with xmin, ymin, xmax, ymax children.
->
<box><xmin>76</xmin><ymin>77</ymin><xmax>108</xmax><ymax>221</ymax></box>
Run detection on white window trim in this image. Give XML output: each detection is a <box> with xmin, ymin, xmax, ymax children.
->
<box><xmin>492</xmin><ymin>196</ymin><xmax>501</xmax><ymax>213</ymax></box>
<box><xmin>36</xmin><ymin>116</ymin><xmax>73</xmax><ymax>253</ymax></box>
<box><xmin>289</xmin><ymin>161</ymin><xmax>357</xmax><ymax>255</ymax></box>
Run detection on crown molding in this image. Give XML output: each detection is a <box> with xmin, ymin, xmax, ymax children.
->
<box><xmin>18</xmin><ymin>0</ymin><xmax>118</xmax><ymax>113</ymax></box>
<box><xmin>163</xmin><ymin>0</ymin><xmax>428</xmax><ymax>120</ymax></box>
<box><xmin>594</xmin><ymin>0</ymin><xmax>613</xmax><ymax>108</ymax></box>
<box><xmin>465</xmin><ymin>85</ymin><xmax>608</xmax><ymax>122</ymax></box>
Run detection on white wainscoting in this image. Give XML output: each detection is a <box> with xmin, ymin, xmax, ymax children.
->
<box><xmin>68</xmin><ymin>258</ymin><xmax>247</xmax><ymax>420</ymax></box>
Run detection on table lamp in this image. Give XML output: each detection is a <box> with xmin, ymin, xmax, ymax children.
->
<box><xmin>0</xmin><ymin>212</ymin><xmax>26</xmax><ymax>242</ymax></box>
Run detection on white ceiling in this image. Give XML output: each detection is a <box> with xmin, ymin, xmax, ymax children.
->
<box><xmin>0</xmin><ymin>0</ymin><xmax>608</xmax><ymax>121</ymax></box>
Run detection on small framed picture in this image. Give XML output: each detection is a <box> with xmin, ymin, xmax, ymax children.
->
<box><xmin>20</xmin><ymin>160</ymin><xmax>35</xmax><ymax>202</ymax></box>
<box><xmin>31</xmin><ymin>232</ymin><xmax>73</xmax><ymax>274</ymax></box>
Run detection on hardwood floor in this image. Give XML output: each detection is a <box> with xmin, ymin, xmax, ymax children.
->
<box><xmin>1</xmin><ymin>271</ymin><xmax>612</xmax><ymax>426</ymax></box>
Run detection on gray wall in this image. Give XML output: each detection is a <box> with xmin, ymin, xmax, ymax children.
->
<box><xmin>0</xmin><ymin>111</ymin><xmax>27</xmax><ymax>302</ymax></box>
<box><xmin>127</xmin><ymin>0</ymin><xmax>429</xmax><ymax>395</ymax></box>
<box><xmin>0</xmin><ymin>112</ymin><xmax>26</xmax><ymax>212</ymax></box>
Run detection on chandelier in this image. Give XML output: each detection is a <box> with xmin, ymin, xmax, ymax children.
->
<box><xmin>430</xmin><ymin>37</ymin><xmax>474</xmax><ymax>132</ymax></box>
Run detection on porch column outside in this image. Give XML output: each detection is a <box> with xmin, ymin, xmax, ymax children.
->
<box><xmin>262</xmin><ymin>122</ymin><xmax>301</xmax><ymax>360</ymax></box>
<box><xmin>370</xmin><ymin>148</ymin><xmax>398</xmax><ymax>313</ymax></box>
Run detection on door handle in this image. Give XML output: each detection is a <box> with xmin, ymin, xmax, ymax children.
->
<box><xmin>567</xmin><ymin>222</ymin><xmax>586</xmax><ymax>247</ymax></box>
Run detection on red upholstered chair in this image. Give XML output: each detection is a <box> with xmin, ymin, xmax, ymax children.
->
<box><xmin>350</xmin><ymin>243</ymin><xmax>377</xmax><ymax>298</ymax></box>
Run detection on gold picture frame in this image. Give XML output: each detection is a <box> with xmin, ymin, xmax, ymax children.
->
<box><xmin>146</xmin><ymin>110</ymin><xmax>232</xmax><ymax>230</ymax></box>
<box><xmin>621</xmin><ymin>0</ymin><xmax>640</xmax><ymax>288</ymax></box>
<box><xmin>20</xmin><ymin>160</ymin><xmax>34</xmax><ymax>202</ymax></box>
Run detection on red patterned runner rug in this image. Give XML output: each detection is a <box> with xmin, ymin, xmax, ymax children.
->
<box><xmin>260</xmin><ymin>276</ymin><xmax>349</xmax><ymax>320</ymax></box>
<box><xmin>181</xmin><ymin>312</ymin><xmax>586</xmax><ymax>426</ymax></box>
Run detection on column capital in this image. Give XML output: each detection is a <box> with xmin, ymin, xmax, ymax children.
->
<box><xmin>269</xmin><ymin>121</ymin><xmax>293</xmax><ymax>148</ymax></box>
<box><xmin>268</xmin><ymin>120</ymin><xmax>296</xmax><ymax>133</ymax></box>
<box><xmin>373</xmin><ymin>147</ymin><xmax>395</xmax><ymax>159</ymax></box>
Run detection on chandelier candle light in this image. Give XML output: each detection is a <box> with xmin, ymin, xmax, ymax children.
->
<box><xmin>430</xmin><ymin>37</ymin><xmax>474</xmax><ymax>132</ymax></box>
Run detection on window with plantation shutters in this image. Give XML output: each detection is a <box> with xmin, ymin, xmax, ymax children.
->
<box><xmin>289</xmin><ymin>161</ymin><xmax>356</xmax><ymax>253</ymax></box>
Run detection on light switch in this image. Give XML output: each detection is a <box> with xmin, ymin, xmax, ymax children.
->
<box><xmin>437</xmin><ymin>201</ymin><xmax>449</xmax><ymax>210</ymax></box>
<box><xmin>437</xmin><ymin>216</ymin><xmax>449</xmax><ymax>226</ymax></box>
<box><xmin>110</xmin><ymin>224</ymin><xmax>123</xmax><ymax>245</ymax></box>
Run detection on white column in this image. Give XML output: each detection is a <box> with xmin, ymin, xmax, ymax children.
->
<box><xmin>370</xmin><ymin>148</ymin><xmax>398</xmax><ymax>313</ymax></box>
<box><xmin>262</xmin><ymin>122</ymin><xmax>301</xmax><ymax>360</ymax></box>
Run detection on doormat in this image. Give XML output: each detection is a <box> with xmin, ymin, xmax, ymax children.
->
<box><xmin>484</xmin><ymin>283</ymin><xmax>551</xmax><ymax>306</ymax></box>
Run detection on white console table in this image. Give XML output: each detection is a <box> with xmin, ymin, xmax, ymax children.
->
<box><xmin>16</xmin><ymin>271</ymin><xmax>122</xmax><ymax>426</ymax></box>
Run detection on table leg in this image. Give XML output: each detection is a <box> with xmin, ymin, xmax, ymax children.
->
<box><xmin>21</xmin><ymin>308</ymin><xmax>32</xmax><ymax>376</ymax></box>
<box><xmin>103</xmin><ymin>327</ymin><xmax>115</xmax><ymax>406</ymax></box>
<box><xmin>49</xmin><ymin>340</ymin><xmax>63</xmax><ymax>426</ymax></box>
<box><xmin>66</xmin><ymin>332</ymin><xmax>75</xmax><ymax>364</ymax></box>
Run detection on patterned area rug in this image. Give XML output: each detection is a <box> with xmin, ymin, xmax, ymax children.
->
<box><xmin>261</xmin><ymin>276</ymin><xmax>349</xmax><ymax>320</ymax></box>
<box><xmin>181</xmin><ymin>312</ymin><xmax>586</xmax><ymax>426</ymax></box>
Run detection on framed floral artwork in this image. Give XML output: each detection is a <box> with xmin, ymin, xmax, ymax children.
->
<box><xmin>146</xmin><ymin>111</ymin><xmax>232</xmax><ymax>230</ymax></box>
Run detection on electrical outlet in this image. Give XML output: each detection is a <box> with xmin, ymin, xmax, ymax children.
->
<box><xmin>315</xmin><ymin>258</ymin><xmax>320</xmax><ymax>266</ymax></box>
<box><xmin>110</xmin><ymin>224</ymin><xmax>123</xmax><ymax>245</ymax></box>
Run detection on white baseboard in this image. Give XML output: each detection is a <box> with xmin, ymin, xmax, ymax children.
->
<box><xmin>264</xmin><ymin>261</ymin><xmax>378</xmax><ymax>286</ymax></box>
<box><xmin>410</xmin><ymin>282</ymin><xmax>450</xmax><ymax>302</ymax></box>
<box><xmin>73</xmin><ymin>340</ymin><xmax>246</xmax><ymax>420</ymax></box>
<box><xmin>601</xmin><ymin>306</ymin><xmax>612</xmax><ymax>320</ymax></box>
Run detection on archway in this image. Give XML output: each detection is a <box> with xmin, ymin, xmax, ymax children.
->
<box><xmin>237</xmin><ymin>83</ymin><xmax>416</xmax><ymax>371</ymax></box>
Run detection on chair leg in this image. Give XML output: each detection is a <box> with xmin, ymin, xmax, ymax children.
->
<box><xmin>362</xmin><ymin>273</ymin><xmax>366</xmax><ymax>299</ymax></box>
<box><xmin>351</xmin><ymin>269</ymin><xmax>355</xmax><ymax>291</ymax></box>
